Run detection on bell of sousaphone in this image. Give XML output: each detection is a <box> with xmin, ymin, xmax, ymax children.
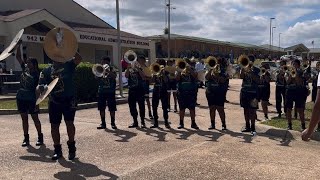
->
<box><xmin>0</xmin><ymin>29</ymin><xmax>24</xmax><ymax>61</ymax></box>
<box><xmin>238</xmin><ymin>55</ymin><xmax>250</xmax><ymax>68</ymax></box>
<box><xmin>92</xmin><ymin>64</ymin><xmax>105</xmax><ymax>77</ymax></box>
<box><xmin>124</xmin><ymin>50</ymin><xmax>137</xmax><ymax>64</ymax></box>
<box><xmin>43</xmin><ymin>27</ymin><xmax>78</xmax><ymax>63</ymax></box>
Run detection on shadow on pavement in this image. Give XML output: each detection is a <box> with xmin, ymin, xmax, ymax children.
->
<box><xmin>158</xmin><ymin>127</ymin><xmax>224</xmax><ymax>141</ymax></box>
<box><xmin>54</xmin><ymin>158</ymin><xmax>118</xmax><ymax>180</ymax></box>
<box><xmin>105</xmin><ymin>128</ymin><xmax>137</xmax><ymax>142</ymax></box>
<box><xmin>136</xmin><ymin>127</ymin><xmax>167</xmax><ymax>142</ymax></box>
<box><xmin>263</xmin><ymin>128</ymin><xmax>293</xmax><ymax>147</ymax></box>
<box><xmin>221</xmin><ymin>129</ymin><xmax>255</xmax><ymax>143</ymax></box>
<box><xmin>19</xmin><ymin>145</ymin><xmax>55</xmax><ymax>163</ymax></box>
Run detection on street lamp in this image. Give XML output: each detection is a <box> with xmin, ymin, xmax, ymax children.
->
<box><xmin>269</xmin><ymin>17</ymin><xmax>275</xmax><ymax>55</ymax></box>
<box><xmin>279</xmin><ymin>33</ymin><xmax>282</xmax><ymax>51</ymax></box>
<box><xmin>272</xmin><ymin>26</ymin><xmax>276</xmax><ymax>47</ymax></box>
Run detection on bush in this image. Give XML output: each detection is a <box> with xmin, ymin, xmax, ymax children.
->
<box><xmin>38</xmin><ymin>62</ymin><xmax>98</xmax><ymax>103</ymax></box>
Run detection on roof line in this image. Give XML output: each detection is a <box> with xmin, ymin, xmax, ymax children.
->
<box><xmin>3</xmin><ymin>9</ymin><xmax>43</xmax><ymax>22</ymax></box>
<box><xmin>74</xmin><ymin>29</ymin><xmax>148</xmax><ymax>40</ymax></box>
<box><xmin>72</xmin><ymin>0</ymin><xmax>115</xmax><ymax>29</ymax></box>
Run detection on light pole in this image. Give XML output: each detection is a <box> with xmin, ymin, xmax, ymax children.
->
<box><xmin>279</xmin><ymin>33</ymin><xmax>282</xmax><ymax>51</ymax></box>
<box><xmin>167</xmin><ymin>0</ymin><xmax>171</xmax><ymax>61</ymax></box>
<box><xmin>269</xmin><ymin>17</ymin><xmax>275</xmax><ymax>55</ymax></box>
<box><xmin>272</xmin><ymin>26</ymin><xmax>276</xmax><ymax>47</ymax></box>
<box><xmin>116</xmin><ymin>0</ymin><xmax>123</xmax><ymax>97</ymax></box>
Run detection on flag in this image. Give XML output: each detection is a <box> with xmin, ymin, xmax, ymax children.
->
<box><xmin>312</xmin><ymin>40</ymin><xmax>314</xmax><ymax>45</ymax></box>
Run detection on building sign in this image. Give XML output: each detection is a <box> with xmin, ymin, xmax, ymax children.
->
<box><xmin>79</xmin><ymin>33</ymin><xmax>150</xmax><ymax>47</ymax></box>
<box><xmin>22</xmin><ymin>35</ymin><xmax>45</xmax><ymax>43</ymax></box>
<box><xmin>21</xmin><ymin>33</ymin><xmax>151</xmax><ymax>47</ymax></box>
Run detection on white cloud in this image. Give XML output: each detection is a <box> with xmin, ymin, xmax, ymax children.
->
<box><xmin>74</xmin><ymin>0</ymin><xmax>320</xmax><ymax>48</ymax></box>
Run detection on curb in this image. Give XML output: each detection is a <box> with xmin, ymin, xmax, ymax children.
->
<box><xmin>0</xmin><ymin>98</ymin><xmax>128</xmax><ymax>115</ymax></box>
<box><xmin>256</xmin><ymin>123</ymin><xmax>320</xmax><ymax>141</ymax></box>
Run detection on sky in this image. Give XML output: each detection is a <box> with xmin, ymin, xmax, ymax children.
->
<box><xmin>74</xmin><ymin>0</ymin><xmax>320</xmax><ymax>48</ymax></box>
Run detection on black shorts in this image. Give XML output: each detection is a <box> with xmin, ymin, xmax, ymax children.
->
<box><xmin>167</xmin><ymin>80</ymin><xmax>177</xmax><ymax>92</ymax></box>
<box><xmin>177</xmin><ymin>91</ymin><xmax>197</xmax><ymax>109</ymax></box>
<box><xmin>98</xmin><ymin>92</ymin><xmax>117</xmax><ymax>111</ymax></box>
<box><xmin>206</xmin><ymin>89</ymin><xmax>226</xmax><ymax>107</ymax></box>
<box><xmin>240</xmin><ymin>90</ymin><xmax>259</xmax><ymax>109</ymax></box>
<box><xmin>286</xmin><ymin>88</ymin><xmax>307</xmax><ymax>109</ymax></box>
<box><xmin>258</xmin><ymin>86</ymin><xmax>270</xmax><ymax>101</ymax></box>
<box><xmin>16</xmin><ymin>99</ymin><xmax>38</xmax><ymax>114</ymax></box>
<box><xmin>49</xmin><ymin>97</ymin><xmax>77</xmax><ymax>124</ymax></box>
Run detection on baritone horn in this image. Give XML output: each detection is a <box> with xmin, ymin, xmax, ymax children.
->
<box><xmin>205</xmin><ymin>56</ymin><xmax>217</xmax><ymax>70</ymax></box>
<box><xmin>238</xmin><ymin>55</ymin><xmax>250</xmax><ymax>68</ymax></box>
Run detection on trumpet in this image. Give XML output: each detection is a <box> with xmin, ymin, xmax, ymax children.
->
<box><xmin>92</xmin><ymin>64</ymin><xmax>110</xmax><ymax>78</ymax></box>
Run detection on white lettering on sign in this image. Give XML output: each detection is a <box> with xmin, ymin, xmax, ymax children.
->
<box><xmin>79</xmin><ymin>34</ymin><xmax>150</xmax><ymax>47</ymax></box>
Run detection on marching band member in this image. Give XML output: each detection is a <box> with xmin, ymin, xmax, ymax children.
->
<box><xmin>16</xmin><ymin>43</ymin><xmax>43</xmax><ymax>147</ymax></box>
<box><xmin>239</xmin><ymin>55</ymin><xmax>260</xmax><ymax>135</ymax></box>
<box><xmin>125</xmin><ymin>55</ymin><xmax>147</xmax><ymax>128</ymax></box>
<box><xmin>311</xmin><ymin>62</ymin><xmax>320</xmax><ymax>131</ymax></box>
<box><xmin>150</xmin><ymin>59</ymin><xmax>171</xmax><ymax>128</ymax></box>
<box><xmin>285</xmin><ymin>59</ymin><xmax>309</xmax><ymax>130</ymax></box>
<box><xmin>275</xmin><ymin>60</ymin><xmax>287</xmax><ymax>118</ymax></box>
<box><xmin>38</xmin><ymin>52</ymin><xmax>82</xmax><ymax>160</ymax></box>
<box><xmin>141</xmin><ymin>58</ymin><xmax>154</xmax><ymax>120</ymax></box>
<box><xmin>205</xmin><ymin>57</ymin><xmax>227</xmax><ymax>130</ymax></box>
<box><xmin>166</xmin><ymin>59</ymin><xmax>178</xmax><ymax>112</ymax></box>
<box><xmin>176</xmin><ymin>58</ymin><xmax>199</xmax><ymax>129</ymax></box>
<box><xmin>258</xmin><ymin>65</ymin><xmax>271</xmax><ymax>120</ymax></box>
<box><xmin>96</xmin><ymin>57</ymin><xmax>117</xmax><ymax>130</ymax></box>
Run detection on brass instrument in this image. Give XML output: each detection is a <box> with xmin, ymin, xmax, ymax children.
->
<box><xmin>92</xmin><ymin>64</ymin><xmax>110</xmax><ymax>78</ymax></box>
<box><xmin>150</xmin><ymin>62</ymin><xmax>164</xmax><ymax>75</ymax></box>
<box><xmin>124</xmin><ymin>50</ymin><xmax>137</xmax><ymax>64</ymax></box>
<box><xmin>260</xmin><ymin>67</ymin><xmax>267</xmax><ymax>76</ymax></box>
<box><xmin>176</xmin><ymin>59</ymin><xmax>188</xmax><ymax>72</ymax></box>
<box><xmin>238</xmin><ymin>55</ymin><xmax>250</xmax><ymax>68</ymax></box>
<box><xmin>164</xmin><ymin>66</ymin><xmax>176</xmax><ymax>74</ymax></box>
<box><xmin>205</xmin><ymin>56</ymin><xmax>217</xmax><ymax>70</ymax></box>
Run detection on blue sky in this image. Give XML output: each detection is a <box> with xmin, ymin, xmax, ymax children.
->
<box><xmin>75</xmin><ymin>0</ymin><xmax>320</xmax><ymax>48</ymax></box>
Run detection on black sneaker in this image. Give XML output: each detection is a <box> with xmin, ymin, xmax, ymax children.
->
<box><xmin>97</xmin><ymin>124</ymin><xmax>106</xmax><ymax>129</ymax></box>
<box><xmin>191</xmin><ymin>123</ymin><xmax>199</xmax><ymax>129</ymax></box>
<box><xmin>128</xmin><ymin>123</ymin><xmax>138</xmax><ymax>128</ymax></box>
<box><xmin>241</xmin><ymin>128</ymin><xmax>251</xmax><ymax>132</ymax></box>
<box><xmin>165</xmin><ymin>123</ymin><xmax>171</xmax><ymax>129</ymax></box>
<box><xmin>287</xmin><ymin>125</ymin><xmax>293</xmax><ymax>130</ymax></box>
<box><xmin>22</xmin><ymin>134</ymin><xmax>30</xmax><ymax>147</ymax></box>
<box><xmin>36</xmin><ymin>133</ymin><xmax>44</xmax><ymax>146</ymax></box>
<box><xmin>222</xmin><ymin>125</ymin><xmax>227</xmax><ymax>131</ymax></box>
<box><xmin>141</xmin><ymin>123</ymin><xmax>147</xmax><ymax>128</ymax></box>
<box><xmin>52</xmin><ymin>144</ymin><xmax>62</xmax><ymax>160</ymax></box>
<box><xmin>67</xmin><ymin>141</ymin><xmax>76</xmax><ymax>160</ymax></box>
<box><xmin>177</xmin><ymin>124</ymin><xmax>184</xmax><ymax>129</ymax></box>
<box><xmin>208</xmin><ymin>125</ymin><xmax>215</xmax><ymax>130</ymax></box>
<box><xmin>150</xmin><ymin>124</ymin><xmax>159</xmax><ymax>128</ymax></box>
<box><xmin>111</xmin><ymin>124</ymin><xmax>118</xmax><ymax>130</ymax></box>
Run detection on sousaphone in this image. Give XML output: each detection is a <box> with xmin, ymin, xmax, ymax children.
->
<box><xmin>0</xmin><ymin>29</ymin><xmax>24</xmax><ymax>61</ymax></box>
<box><xmin>43</xmin><ymin>27</ymin><xmax>78</xmax><ymax>62</ymax></box>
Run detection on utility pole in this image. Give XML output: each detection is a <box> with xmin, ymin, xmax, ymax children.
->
<box><xmin>167</xmin><ymin>0</ymin><xmax>171</xmax><ymax>61</ymax></box>
<box><xmin>269</xmin><ymin>17</ymin><xmax>275</xmax><ymax>57</ymax></box>
<box><xmin>116</xmin><ymin>0</ymin><xmax>123</xmax><ymax>97</ymax></box>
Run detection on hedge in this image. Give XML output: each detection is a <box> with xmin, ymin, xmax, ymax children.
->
<box><xmin>39</xmin><ymin>62</ymin><xmax>99</xmax><ymax>103</ymax></box>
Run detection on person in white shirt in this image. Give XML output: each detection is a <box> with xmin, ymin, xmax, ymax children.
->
<box><xmin>302</xmin><ymin>73</ymin><xmax>320</xmax><ymax>141</ymax></box>
<box><xmin>195</xmin><ymin>59</ymin><xmax>205</xmax><ymax>88</ymax></box>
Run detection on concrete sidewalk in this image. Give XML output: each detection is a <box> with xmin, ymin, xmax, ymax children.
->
<box><xmin>0</xmin><ymin>79</ymin><xmax>319</xmax><ymax>180</ymax></box>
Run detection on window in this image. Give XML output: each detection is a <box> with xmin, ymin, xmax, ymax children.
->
<box><xmin>95</xmin><ymin>50</ymin><xmax>110</xmax><ymax>63</ymax></box>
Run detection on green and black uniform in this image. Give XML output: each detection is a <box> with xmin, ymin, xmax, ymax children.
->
<box><xmin>39</xmin><ymin>60</ymin><xmax>77</xmax><ymax>124</ymax></box>
<box><xmin>240</xmin><ymin>67</ymin><xmax>260</xmax><ymax>109</ymax></box>
<box><xmin>16</xmin><ymin>64</ymin><xmax>39</xmax><ymax>114</ymax></box>
<box><xmin>152</xmin><ymin>72</ymin><xmax>169</xmax><ymax>121</ymax></box>
<box><xmin>205</xmin><ymin>69</ymin><xmax>228</xmax><ymax>107</ymax></box>
<box><xmin>285</xmin><ymin>68</ymin><xmax>309</xmax><ymax>109</ymax></box>
<box><xmin>257</xmin><ymin>71</ymin><xmax>271</xmax><ymax>101</ymax></box>
<box><xmin>275</xmin><ymin>69</ymin><xmax>286</xmax><ymax>114</ymax></box>
<box><xmin>127</xmin><ymin>69</ymin><xmax>145</xmax><ymax>121</ymax></box>
<box><xmin>97</xmin><ymin>66</ymin><xmax>117</xmax><ymax>111</ymax></box>
<box><xmin>177</xmin><ymin>73</ymin><xmax>198</xmax><ymax>109</ymax></box>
